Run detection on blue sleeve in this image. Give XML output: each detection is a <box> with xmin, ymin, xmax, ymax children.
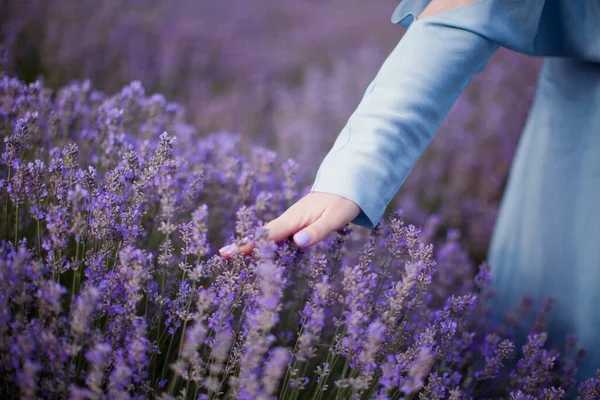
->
<box><xmin>392</xmin><ymin>0</ymin><xmax>547</xmax><ymax>54</ymax></box>
<box><xmin>392</xmin><ymin>0</ymin><xmax>597</xmax><ymax>60</ymax></box>
<box><xmin>309</xmin><ymin>1</ymin><xmax>547</xmax><ymax>229</ymax></box>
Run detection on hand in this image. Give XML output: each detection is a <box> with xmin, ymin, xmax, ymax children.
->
<box><xmin>218</xmin><ymin>191</ymin><xmax>362</xmax><ymax>258</ymax></box>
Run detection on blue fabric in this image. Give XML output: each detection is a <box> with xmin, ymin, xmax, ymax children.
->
<box><xmin>311</xmin><ymin>8</ymin><xmax>499</xmax><ymax>228</ymax></box>
<box><xmin>488</xmin><ymin>58</ymin><xmax>600</xmax><ymax>384</ymax></box>
<box><xmin>310</xmin><ymin>0</ymin><xmax>600</xmax><ymax>384</ymax></box>
<box><xmin>392</xmin><ymin>0</ymin><xmax>600</xmax><ymax>61</ymax></box>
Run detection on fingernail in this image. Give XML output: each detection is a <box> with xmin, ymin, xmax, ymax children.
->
<box><xmin>293</xmin><ymin>231</ymin><xmax>310</xmax><ymax>247</ymax></box>
<box><xmin>227</xmin><ymin>244</ymin><xmax>239</xmax><ymax>255</ymax></box>
<box><xmin>219</xmin><ymin>244</ymin><xmax>232</xmax><ymax>254</ymax></box>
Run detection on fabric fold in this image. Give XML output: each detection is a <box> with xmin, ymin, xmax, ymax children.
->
<box><xmin>390</xmin><ymin>0</ymin><xmax>430</xmax><ymax>28</ymax></box>
<box><xmin>310</xmin><ymin>10</ymin><xmax>499</xmax><ymax>228</ymax></box>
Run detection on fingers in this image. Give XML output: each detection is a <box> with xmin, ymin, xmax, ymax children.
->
<box><xmin>218</xmin><ymin>242</ymin><xmax>252</xmax><ymax>258</ymax></box>
<box><xmin>218</xmin><ymin>192</ymin><xmax>360</xmax><ymax>258</ymax></box>
<box><xmin>219</xmin><ymin>214</ymin><xmax>345</xmax><ymax>259</ymax></box>
<box><xmin>263</xmin><ymin>206</ymin><xmax>313</xmax><ymax>244</ymax></box>
<box><xmin>292</xmin><ymin>213</ymin><xmax>345</xmax><ymax>248</ymax></box>
<box><xmin>219</xmin><ymin>205</ymin><xmax>311</xmax><ymax>258</ymax></box>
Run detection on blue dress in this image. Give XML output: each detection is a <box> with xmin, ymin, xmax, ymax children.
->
<box><xmin>310</xmin><ymin>0</ymin><xmax>600</xmax><ymax>383</ymax></box>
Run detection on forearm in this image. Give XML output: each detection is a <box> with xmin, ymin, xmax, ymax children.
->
<box><xmin>310</xmin><ymin>12</ymin><xmax>499</xmax><ymax>228</ymax></box>
<box><xmin>419</xmin><ymin>0</ymin><xmax>480</xmax><ymax>20</ymax></box>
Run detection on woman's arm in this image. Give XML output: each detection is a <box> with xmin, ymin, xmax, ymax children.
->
<box><xmin>220</xmin><ymin>0</ymin><xmax>549</xmax><ymax>256</ymax></box>
<box><xmin>221</xmin><ymin>0</ymin><xmax>556</xmax><ymax>256</ymax></box>
<box><xmin>310</xmin><ymin>2</ymin><xmax>502</xmax><ymax>228</ymax></box>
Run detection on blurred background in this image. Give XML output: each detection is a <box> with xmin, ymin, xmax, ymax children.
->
<box><xmin>1</xmin><ymin>0</ymin><xmax>542</xmax><ymax>261</ymax></box>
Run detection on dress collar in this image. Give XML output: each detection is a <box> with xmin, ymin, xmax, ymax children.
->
<box><xmin>390</xmin><ymin>0</ymin><xmax>431</xmax><ymax>28</ymax></box>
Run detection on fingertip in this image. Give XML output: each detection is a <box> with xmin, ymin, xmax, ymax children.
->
<box><xmin>293</xmin><ymin>231</ymin><xmax>311</xmax><ymax>247</ymax></box>
<box><xmin>219</xmin><ymin>251</ymin><xmax>231</xmax><ymax>259</ymax></box>
<box><xmin>219</xmin><ymin>243</ymin><xmax>238</xmax><ymax>257</ymax></box>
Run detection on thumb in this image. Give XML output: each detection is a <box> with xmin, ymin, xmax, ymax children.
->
<box><xmin>292</xmin><ymin>215</ymin><xmax>343</xmax><ymax>248</ymax></box>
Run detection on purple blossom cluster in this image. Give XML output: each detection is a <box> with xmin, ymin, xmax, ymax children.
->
<box><xmin>3</xmin><ymin>0</ymin><xmax>543</xmax><ymax>263</ymax></box>
<box><xmin>1</xmin><ymin>75</ymin><xmax>598</xmax><ymax>399</ymax></box>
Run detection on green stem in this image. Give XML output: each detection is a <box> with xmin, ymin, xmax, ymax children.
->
<box><xmin>204</xmin><ymin>344</ymin><xmax>219</xmax><ymax>399</ymax></box>
<box><xmin>68</xmin><ymin>245</ymin><xmax>79</xmax><ymax>309</ymax></box>
<box><xmin>372</xmin><ymin>256</ymin><xmax>394</xmax><ymax>306</ymax></box>
<box><xmin>77</xmin><ymin>239</ymin><xmax>88</xmax><ymax>294</ymax></box>
<box><xmin>193</xmin><ymin>380</ymin><xmax>201</xmax><ymax>400</ymax></box>
<box><xmin>4</xmin><ymin>167</ymin><xmax>10</xmax><ymax>240</ymax></box>
<box><xmin>330</xmin><ymin>246</ymin><xmax>342</xmax><ymax>279</ymax></box>
<box><xmin>161</xmin><ymin>331</ymin><xmax>178</xmax><ymax>391</ymax></box>
<box><xmin>364</xmin><ymin>370</ymin><xmax>383</xmax><ymax>399</ymax></box>
<box><xmin>14</xmin><ymin>204</ymin><xmax>18</xmax><ymax>244</ymax></box>
<box><xmin>144</xmin><ymin>292</ymin><xmax>149</xmax><ymax>321</ymax></box>
<box><xmin>312</xmin><ymin>326</ymin><xmax>346</xmax><ymax>400</ymax></box>
<box><xmin>281</xmin><ymin>317</ymin><xmax>307</xmax><ymax>398</ymax></box>
<box><xmin>174</xmin><ymin>265</ymin><xmax>190</xmax><ymax>358</ymax></box>
<box><xmin>166</xmin><ymin>272</ymin><xmax>196</xmax><ymax>395</ymax></box>
<box><xmin>216</xmin><ymin>301</ymin><xmax>252</xmax><ymax>398</ymax></box>
<box><xmin>330</xmin><ymin>359</ymin><xmax>351</xmax><ymax>399</ymax></box>
<box><xmin>37</xmin><ymin>219</ymin><xmax>42</xmax><ymax>259</ymax></box>
<box><xmin>153</xmin><ymin>228</ymin><xmax>171</xmax><ymax>387</ymax></box>
<box><xmin>290</xmin><ymin>360</ymin><xmax>310</xmax><ymax>400</ymax></box>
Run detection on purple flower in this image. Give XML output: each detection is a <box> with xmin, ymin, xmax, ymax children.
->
<box><xmin>164</xmin><ymin>281</ymin><xmax>194</xmax><ymax>335</ymax></box>
<box><xmin>24</xmin><ymin>159</ymin><xmax>48</xmax><ymax>220</ymax></box>
<box><xmin>43</xmin><ymin>205</ymin><xmax>70</xmax><ymax>251</ymax></box>
<box><xmin>36</xmin><ymin>280</ymin><xmax>66</xmax><ymax>316</ymax></box>
<box><xmin>237</xmin><ymin>241</ymin><xmax>287</xmax><ymax>399</ymax></box>
<box><xmin>510</xmin><ymin>332</ymin><xmax>559</xmax><ymax>396</ymax></box>
<box><xmin>401</xmin><ymin>346</ymin><xmax>435</xmax><ymax>395</ymax></box>
<box><xmin>262</xmin><ymin>347</ymin><xmax>289</xmax><ymax>396</ymax></box>
<box><xmin>179</xmin><ymin>204</ymin><xmax>210</xmax><ymax>259</ymax></box>
<box><xmin>3</xmin><ymin>114</ymin><xmax>33</xmax><ymax>166</ymax></box>
<box><xmin>83</xmin><ymin>342</ymin><xmax>112</xmax><ymax>396</ymax></box>
<box><xmin>0</xmin><ymin>66</ymin><xmax>583</xmax><ymax>399</ymax></box>
<box><xmin>579</xmin><ymin>371</ymin><xmax>600</xmax><ymax>400</ymax></box>
<box><xmin>475</xmin><ymin>333</ymin><xmax>515</xmax><ymax>380</ymax></box>
<box><xmin>69</xmin><ymin>286</ymin><xmax>100</xmax><ymax>336</ymax></box>
<box><xmin>295</xmin><ymin>276</ymin><xmax>330</xmax><ymax>361</ymax></box>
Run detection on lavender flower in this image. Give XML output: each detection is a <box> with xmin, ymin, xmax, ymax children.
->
<box><xmin>579</xmin><ymin>371</ymin><xmax>600</xmax><ymax>399</ymax></box>
<box><xmin>295</xmin><ymin>276</ymin><xmax>330</xmax><ymax>361</ymax></box>
<box><xmin>69</xmin><ymin>285</ymin><xmax>100</xmax><ymax>336</ymax></box>
<box><xmin>401</xmin><ymin>346</ymin><xmax>435</xmax><ymax>395</ymax></box>
<box><xmin>83</xmin><ymin>342</ymin><xmax>112</xmax><ymax>396</ymax></box>
<box><xmin>510</xmin><ymin>332</ymin><xmax>559</xmax><ymax>396</ymax></box>
<box><xmin>262</xmin><ymin>347</ymin><xmax>290</xmax><ymax>396</ymax></box>
<box><xmin>475</xmin><ymin>333</ymin><xmax>515</xmax><ymax>380</ymax></box>
<box><xmin>3</xmin><ymin>114</ymin><xmax>33</xmax><ymax>165</ymax></box>
<box><xmin>0</xmin><ymin>71</ymin><xmax>595</xmax><ymax>399</ymax></box>
<box><xmin>236</xmin><ymin>240</ymin><xmax>287</xmax><ymax>399</ymax></box>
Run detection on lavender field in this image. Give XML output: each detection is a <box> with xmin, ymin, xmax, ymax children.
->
<box><xmin>1</xmin><ymin>1</ymin><xmax>598</xmax><ymax>399</ymax></box>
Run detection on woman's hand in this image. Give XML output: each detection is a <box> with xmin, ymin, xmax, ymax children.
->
<box><xmin>218</xmin><ymin>191</ymin><xmax>361</xmax><ymax>258</ymax></box>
